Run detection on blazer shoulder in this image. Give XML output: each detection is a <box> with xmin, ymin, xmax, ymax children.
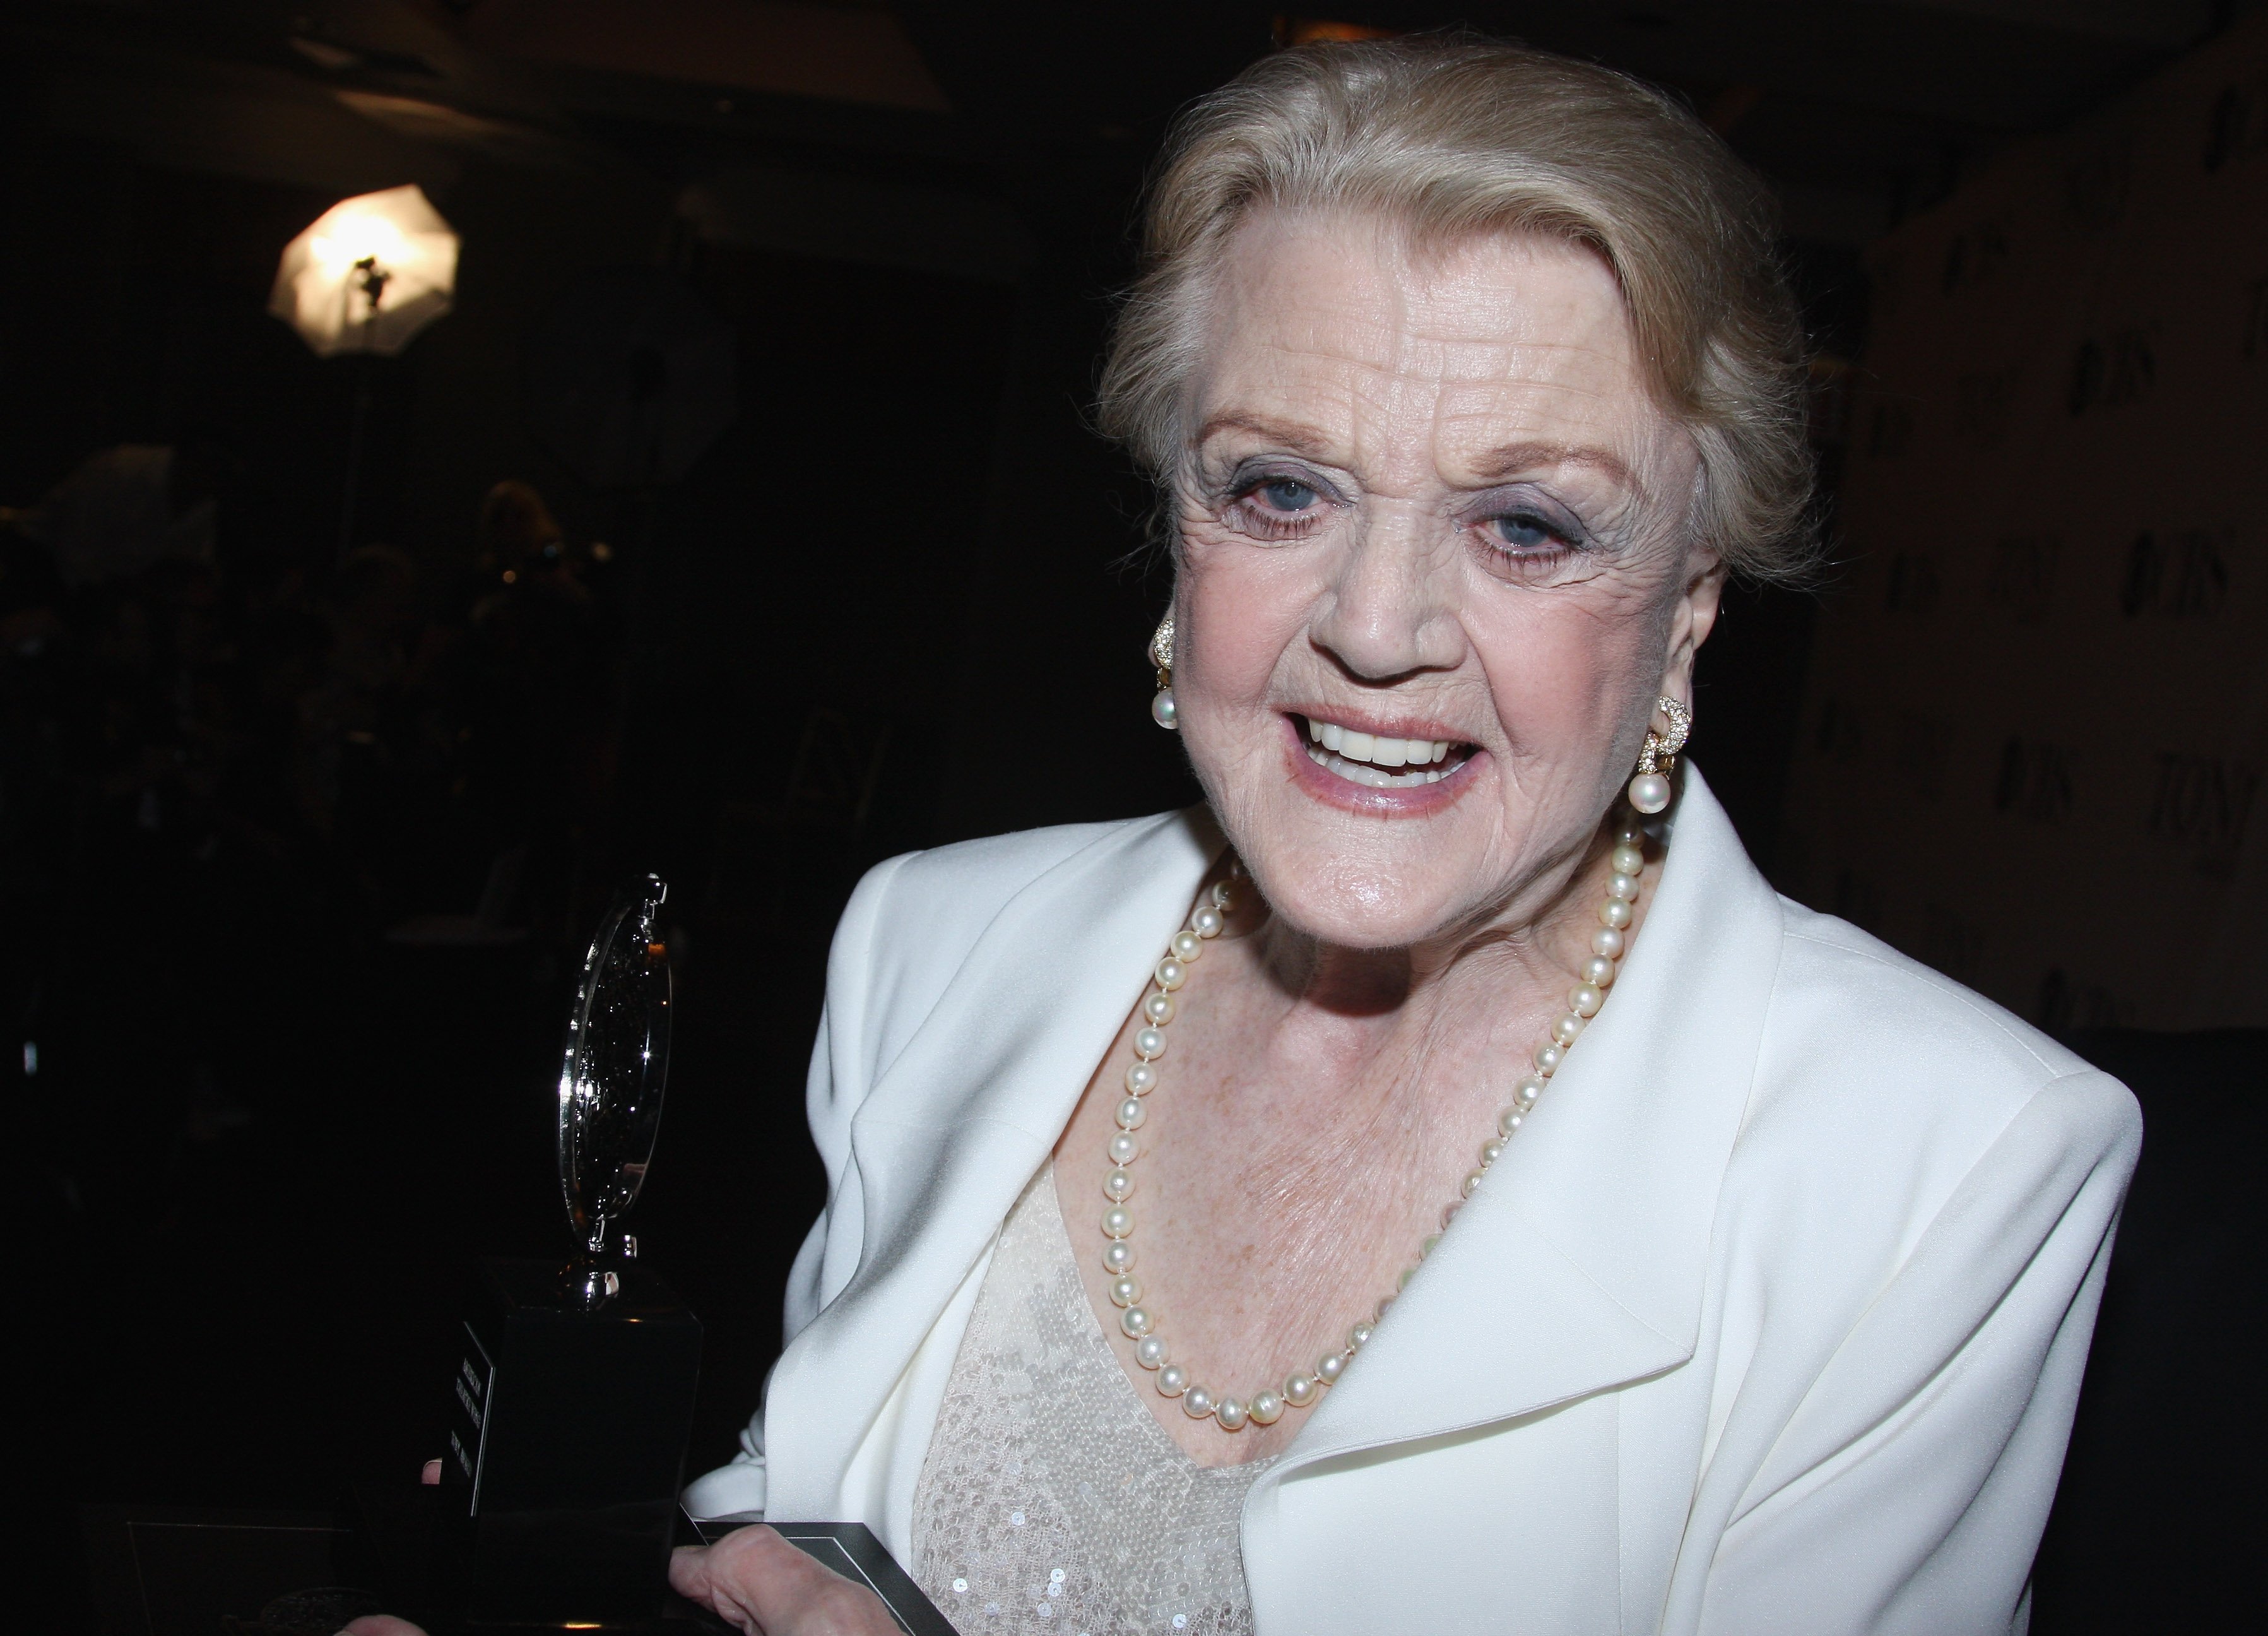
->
<box><xmin>1754</xmin><ymin>898</ymin><xmax>2139</xmax><ymax>1165</ymax></box>
<box><xmin>1773</xmin><ymin>896</ymin><xmax>2100</xmax><ymax>1081</ymax></box>
<box><xmin>871</xmin><ymin>815</ymin><xmax>1148</xmax><ymax>926</ymax></box>
<box><xmin>1712</xmin><ymin>900</ymin><xmax>2140</xmax><ymax>1302</ymax></box>
<box><xmin>828</xmin><ymin>813</ymin><xmax>1184</xmax><ymax>1079</ymax></box>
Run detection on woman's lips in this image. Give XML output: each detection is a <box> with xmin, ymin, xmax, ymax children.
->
<box><xmin>1282</xmin><ymin>713</ymin><xmax>1480</xmax><ymax>811</ymax></box>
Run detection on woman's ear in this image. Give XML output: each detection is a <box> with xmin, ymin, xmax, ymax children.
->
<box><xmin>1657</xmin><ymin>548</ymin><xmax>1727</xmax><ymax>705</ymax></box>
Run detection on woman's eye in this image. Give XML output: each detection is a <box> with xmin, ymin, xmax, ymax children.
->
<box><xmin>1253</xmin><ymin>477</ymin><xmax>1320</xmax><ymax>513</ymax></box>
<box><xmin>1485</xmin><ymin>511</ymin><xmax>1571</xmax><ymax>552</ymax></box>
<box><xmin>1219</xmin><ymin>473</ymin><xmax>1331</xmax><ymax>538</ymax></box>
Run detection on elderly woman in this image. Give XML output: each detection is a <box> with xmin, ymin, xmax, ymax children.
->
<box><xmin>656</xmin><ymin>36</ymin><xmax>2138</xmax><ymax>1636</ymax></box>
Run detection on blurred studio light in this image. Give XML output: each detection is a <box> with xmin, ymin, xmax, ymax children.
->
<box><xmin>268</xmin><ymin>184</ymin><xmax>459</xmax><ymax>357</ymax></box>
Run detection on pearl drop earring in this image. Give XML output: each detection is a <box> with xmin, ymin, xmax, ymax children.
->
<box><xmin>1627</xmin><ymin>695</ymin><xmax>1691</xmax><ymax>814</ymax></box>
<box><xmin>1149</xmin><ymin>615</ymin><xmax>1178</xmax><ymax>731</ymax></box>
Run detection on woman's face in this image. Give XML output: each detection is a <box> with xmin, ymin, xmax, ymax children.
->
<box><xmin>1172</xmin><ymin>210</ymin><xmax>1720</xmax><ymax>949</ymax></box>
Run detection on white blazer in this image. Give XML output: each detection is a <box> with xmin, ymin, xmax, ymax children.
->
<box><xmin>685</xmin><ymin>768</ymin><xmax>2139</xmax><ymax>1635</ymax></box>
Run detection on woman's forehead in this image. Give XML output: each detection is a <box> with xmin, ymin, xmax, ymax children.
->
<box><xmin>1193</xmin><ymin>210</ymin><xmax>1667</xmax><ymax>477</ymax></box>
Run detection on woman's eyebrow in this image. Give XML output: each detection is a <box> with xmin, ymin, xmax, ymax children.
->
<box><xmin>1191</xmin><ymin>410</ymin><xmax>1338</xmax><ymax>460</ymax></box>
<box><xmin>1465</xmin><ymin>442</ymin><xmax>1639</xmax><ymax>488</ymax></box>
<box><xmin>1192</xmin><ymin>418</ymin><xmax>1638</xmax><ymax>492</ymax></box>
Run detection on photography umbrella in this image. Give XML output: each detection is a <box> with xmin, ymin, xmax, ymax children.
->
<box><xmin>268</xmin><ymin>184</ymin><xmax>459</xmax><ymax>359</ymax></box>
<box><xmin>269</xmin><ymin>185</ymin><xmax>461</xmax><ymax>555</ymax></box>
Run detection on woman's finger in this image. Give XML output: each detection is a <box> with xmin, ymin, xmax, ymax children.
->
<box><xmin>671</xmin><ymin>1526</ymin><xmax>904</xmax><ymax>1635</ymax></box>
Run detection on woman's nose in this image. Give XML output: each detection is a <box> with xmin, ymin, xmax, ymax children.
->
<box><xmin>1307</xmin><ymin>512</ymin><xmax>1462</xmax><ymax>682</ymax></box>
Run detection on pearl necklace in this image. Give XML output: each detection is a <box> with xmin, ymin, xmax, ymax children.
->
<box><xmin>1098</xmin><ymin>810</ymin><xmax>1654</xmax><ymax>1432</ymax></box>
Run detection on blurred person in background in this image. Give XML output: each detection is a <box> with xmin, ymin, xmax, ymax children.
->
<box><xmin>459</xmin><ymin>479</ymin><xmax>612</xmax><ymax>935</ymax></box>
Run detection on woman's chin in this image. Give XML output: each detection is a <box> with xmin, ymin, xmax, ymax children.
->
<box><xmin>1246</xmin><ymin>859</ymin><xmax>1474</xmax><ymax>951</ymax></box>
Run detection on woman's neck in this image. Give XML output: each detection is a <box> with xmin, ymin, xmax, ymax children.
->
<box><xmin>1240</xmin><ymin>813</ymin><xmax>1638</xmax><ymax>1039</ymax></box>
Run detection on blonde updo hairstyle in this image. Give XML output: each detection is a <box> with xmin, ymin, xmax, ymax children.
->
<box><xmin>1099</xmin><ymin>36</ymin><xmax>1817</xmax><ymax>583</ymax></box>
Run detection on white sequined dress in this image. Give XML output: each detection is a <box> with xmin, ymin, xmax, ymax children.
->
<box><xmin>910</xmin><ymin>1164</ymin><xmax>1275</xmax><ymax>1636</ymax></box>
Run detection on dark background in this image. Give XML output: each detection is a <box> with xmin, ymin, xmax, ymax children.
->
<box><xmin>3</xmin><ymin>3</ymin><xmax>2255</xmax><ymax>1632</ymax></box>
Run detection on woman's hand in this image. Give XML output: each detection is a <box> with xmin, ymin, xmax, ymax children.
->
<box><xmin>336</xmin><ymin>1524</ymin><xmax>898</xmax><ymax>1636</ymax></box>
<box><xmin>671</xmin><ymin>1525</ymin><xmax>904</xmax><ymax>1635</ymax></box>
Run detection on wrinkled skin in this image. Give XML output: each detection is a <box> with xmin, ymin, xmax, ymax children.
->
<box><xmin>1172</xmin><ymin>208</ymin><xmax>1712</xmax><ymax>950</ymax></box>
<box><xmin>664</xmin><ymin>1527</ymin><xmax>909</xmax><ymax>1635</ymax></box>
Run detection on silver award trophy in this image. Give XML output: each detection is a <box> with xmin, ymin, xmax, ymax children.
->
<box><xmin>558</xmin><ymin>876</ymin><xmax>674</xmax><ymax>1301</ymax></box>
<box><xmin>434</xmin><ymin>875</ymin><xmax>704</xmax><ymax>1628</ymax></box>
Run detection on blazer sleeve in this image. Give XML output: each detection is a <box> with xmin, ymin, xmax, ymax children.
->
<box><xmin>680</xmin><ymin>850</ymin><xmax>917</xmax><ymax>1522</ymax></box>
<box><xmin>1694</xmin><ymin>1069</ymin><xmax>2141</xmax><ymax>1636</ymax></box>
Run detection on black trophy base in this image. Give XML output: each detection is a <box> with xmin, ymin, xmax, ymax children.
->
<box><xmin>420</xmin><ymin>1257</ymin><xmax>704</xmax><ymax>1628</ymax></box>
<box><xmin>358</xmin><ymin>1482</ymin><xmax>731</xmax><ymax>1634</ymax></box>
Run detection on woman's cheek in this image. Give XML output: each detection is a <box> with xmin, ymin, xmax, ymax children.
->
<box><xmin>1178</xmin><ymin>553</ymin><xmax>1313</xmax><ymax>709</ymax></box>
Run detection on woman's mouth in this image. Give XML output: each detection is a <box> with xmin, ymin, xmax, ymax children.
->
<box><xmin>1292</xmin><ymin>714</ymin><xmax>1478</xmax><ymax>790</ymax></box>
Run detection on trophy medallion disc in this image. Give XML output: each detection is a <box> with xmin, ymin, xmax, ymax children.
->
<box><xmin>558</xmin><ymin>875</ymin><xmax>673</xmax><ymax>1270</ymax></box>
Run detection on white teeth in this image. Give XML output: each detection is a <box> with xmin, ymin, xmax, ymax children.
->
<box><xmin>1302</xmin><ymin>718</ymin><xmax>1459</xmax><ymax>769</ymax></box>
<box><xmin>1306</xmin><ymin>744</ymin><xmax>1448</xmax><ymax>788</ymax></box>
<box><xmin>1300</xmin><ymin>716</ymin><xmax>1467</xmax><ymax>778</ymax></box>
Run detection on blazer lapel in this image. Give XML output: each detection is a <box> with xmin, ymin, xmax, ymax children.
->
<box><xmin>1246</xmin><ymin>766</ymin><xmax>1782</xmax><ymax>1509</ymax></box>
<box><xmin>762</xmin><ymin>807</ymin><xmax>1224</xmax><ymax>1520</ymax></box>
